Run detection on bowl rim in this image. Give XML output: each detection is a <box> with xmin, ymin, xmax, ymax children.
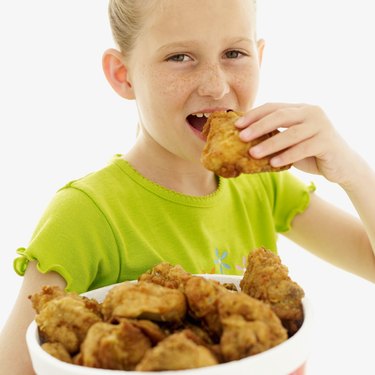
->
<box><xmin>26</xmin><ymin>274</ymin><xmax>313</xmax><ymax>375</ymax></box>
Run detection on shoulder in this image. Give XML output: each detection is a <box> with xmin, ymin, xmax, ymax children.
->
<box><xmin>225</xmin><ymin>170</ymin><xmax>304</xmax><ymax>194</ymax></box>
<box><xmin>55</xmin><ymin>156</ymin><xmax>131</xmax><ymax>206</ymax></box>
<box><xmin>245</xmin><ymin>170</ymin><xmax>314</xmax><ymax>195</ymax></box>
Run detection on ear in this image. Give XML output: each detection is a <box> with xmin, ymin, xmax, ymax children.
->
<box><xmin>102</xmin><ymin>48</ymin><xmax>135</xmax><ymax>100</ymax></box>
<box><xmin>256</xmin><ymin>39</ymin><xmax>265</xmax><ymax>67</ymax></box>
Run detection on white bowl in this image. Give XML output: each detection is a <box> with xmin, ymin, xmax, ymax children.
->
<box><xmin>26</xmin><ymin>274</ymin><xmax>312</xmax><ymax>375</ymax></box>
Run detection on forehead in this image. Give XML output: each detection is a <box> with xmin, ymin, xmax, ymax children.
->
<box><xmin>142</xmin><ymin>0</ymin><xmax>256</xmax><ymax>46</ymax></box>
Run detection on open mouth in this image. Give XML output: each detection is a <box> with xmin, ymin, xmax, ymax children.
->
<box><xmin>186</xmin><ymin>113</ymin><xmax>210</xmax><ymax>132</ymax></box>
<box><xmin>187</xmin><ymin>110</ymin><xmax>234</xmax><ymax>133</ymax></box>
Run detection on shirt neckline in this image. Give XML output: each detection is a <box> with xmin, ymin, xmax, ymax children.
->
<box><xmin>111</xmin><ymin>154</ymin><xmax>226</xmax><ymax>207</ymax></box>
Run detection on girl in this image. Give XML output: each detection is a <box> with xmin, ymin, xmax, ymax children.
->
<box><xmin>1</xmin><ymin>1</ymin><xmax>374</xmax><ymax>373</ymax></box>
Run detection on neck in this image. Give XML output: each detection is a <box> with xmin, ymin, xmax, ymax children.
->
<box><xmin>124</xmin><ymin>136</ymin><xmax>218</xmax><ymax>196</ymax></box>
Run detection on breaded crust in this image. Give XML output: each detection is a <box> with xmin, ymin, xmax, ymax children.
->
<box><xmin>201</xmin><ymin>111</ymin><xmax>292</xmax><ymax>178</ymax></box>
<box><xmin>101</xmin><ymin>281</ymin><xmax>187</xmax><ymax>323</ymax></box>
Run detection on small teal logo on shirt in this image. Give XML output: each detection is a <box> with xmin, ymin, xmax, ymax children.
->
<box><xmin>214</xmin><ymin>248</ymin><xmax>231</xmax><ymax>274</ymax></box>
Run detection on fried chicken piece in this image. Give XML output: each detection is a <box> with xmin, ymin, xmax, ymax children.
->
<box><xmin>101</xmin><ymin>281</ymin><xmax>187</xmax><ymax>323</ymax></box>
<box><xmin>180</xmin><ymin>321</ymin><xmax>214</xmax><ymax>346</ymax></box>
<box><xmin>180</xmin><ymin>326</ymin><xmax>224</xmax><ymax>363</ymax></box>
<box><xmin>184</xmin><ymin>276</ymin><xmax>228</xmax><ymax>341</ymax></box>
<box><xmin>131</xmin><ymin>319</ymin><xmax>168</xmax><ymax>344</ymax></box>
<box><xmin>80</xmin><ymin>320</ymin><xmax>152</xmax><ymax>370</ymax></box>
<box><xmin>29</xmin><ymin>285</ymin><xmax>66</xmax><ymax>314</ymax></box>
<box><xmin>30</xmin><ymin>286</ymin><xmax>102</xmax><ymax>354</ymax></box>
<box><xmin>201</xmin><ymin>111</ymin><xmax>291</xmax><ymax>178</ymax></box>
<box><xmin>41</xmin><ymin>342</ymin><xmax>72</xmax><ymax>364</ymax></box>
<box><xmin>111</xmin><ymin>318</ymin><xmax>168</xmax><ymax>345</ymax></box>
<box><xmin>185</xmin><ymin>277</ymin><xmax>222</xmax><ymax>318</ymax></box>
<box><xmin>218</xmin><ymin>291</ymin><xmax>288</xmax><ymax>361</ymax></box>
<box><xmin>240</xmin><ymin>247</ymin><xmax>305</xmax><ymax>336</ymax></box>
<box><xmin>138</xmin><ymin>262</ymin><xmax>193</xmax><ymax>292</ymax></box>
<box><xmin>135</xmin><ymin>330</ymin><xmax>218</xmax><ymax>371</ymax></box>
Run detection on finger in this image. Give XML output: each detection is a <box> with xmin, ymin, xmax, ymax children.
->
<box><xmin>235</xmin><ymin>102</ymin><xmax>304</xmax><ymax>129</ymax></box>
<box><xmin>249</xmin><ymin>123</ymin><xmax>317</xmax><ymax>159</ymax></box>
<box><xmin>240</xmin><ymin>106</ymin><xmax>307</xmax><ymax>142</ymax></box>
<box><xmin>269</xmin><ymin>139</ymin><xmax>321</xmax><ymax>168</ymax></box>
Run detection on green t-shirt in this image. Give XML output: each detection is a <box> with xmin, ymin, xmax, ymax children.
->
<box><xmin>14</xmin><ymin>155</ymin><xmax>314</xmax><ymax>293</ymax></box>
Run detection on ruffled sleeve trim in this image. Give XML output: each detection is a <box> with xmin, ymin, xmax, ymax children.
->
<box><xmin>277</xmin><ymin>182</ymin><xmax>316</xmax><ymax>233</ymax></box>
<box><xmin>13</xmin><ymin>247</ymin><xmax>31</xmax><ymax>276</ymax></box>
<box><xmin>13</xmin><ymin>247</ymin><xmax>74</xmax><ymax>292</ymax></box>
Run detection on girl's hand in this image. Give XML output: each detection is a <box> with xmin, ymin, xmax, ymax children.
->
<box><xmin>235</xmin><ymin>103</ymin><xmax>359</xmax><ymax>187</ymax></box>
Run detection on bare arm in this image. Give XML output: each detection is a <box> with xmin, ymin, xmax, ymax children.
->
<box><xmin>0</xmin><ymin>261</ymin><xmax>66</xmax><ymax>375</ymax></box>
<box><xmin>236</xmin><ymin>103</ymin><xmax>375</xmax><ymax>282</ymax></box>
<box><xmin>284</xmin><ymin>192</ymin><xmax>375</xmax><ymax>283</ymax></box>
<box><xmin>285</xmin><ymin>153</ymin><xmax>375</xmax><ymax>283</ymax></box>
<box><xmin>340</xmin><ymin>157</ymin><xmax>375</xmax><ymax>252</ymax></box>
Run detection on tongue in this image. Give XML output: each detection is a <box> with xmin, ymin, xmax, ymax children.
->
<box><xmin>188</xmin><ymin>115</ymin><xmax>207</xmax><ymax>132</ymax></box>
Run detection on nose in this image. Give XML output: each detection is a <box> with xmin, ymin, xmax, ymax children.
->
<box><xmin>197</xmin><ymin>63</ymin><xmax>230</xmax><ymax>100</ymax></box>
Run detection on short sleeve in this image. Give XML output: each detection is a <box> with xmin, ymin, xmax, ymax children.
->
<box><xmin>13</xmin><ymin>186</ymin><xmax>120</xmax><ymax>293</ymax></box>
<box><xmin>259</xmin><ymin>171</ymin><xmax>316</xmax><ymax>233</ymax></box>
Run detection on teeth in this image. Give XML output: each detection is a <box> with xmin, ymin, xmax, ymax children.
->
<box><xmin>193</xmin><ymin>113</ymin><xmax>211</xmax><ymax>118</ymax></box>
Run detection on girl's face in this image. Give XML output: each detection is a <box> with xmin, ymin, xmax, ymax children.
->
<box><xmin>126</xmin><ymin>0</ymin><xmax>263</xmax><ymax>165</ymax></box>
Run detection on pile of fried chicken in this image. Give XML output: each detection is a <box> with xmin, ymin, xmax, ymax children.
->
<box><xmin>30</xmin><ymin>247</ymin><xmax>305</xmax><ymax>372</ymax></box>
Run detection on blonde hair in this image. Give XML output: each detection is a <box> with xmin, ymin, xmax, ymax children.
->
<box><xmin>108</xmin><ymin>0</ymin><xmax>257</xmax><ymax>57</ymax></box>
<box><xmin>108</xmin><ymin>0</ymin><xmax>159</xmax><ymax>57</ymax></box>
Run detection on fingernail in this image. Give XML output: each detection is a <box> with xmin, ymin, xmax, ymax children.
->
<box><xmin>271</xmin><ymin>156</ymin><xmax>281</xmax><ymax>166</ymax></box>
<box><xmin>235</xmin><ymin>117</ymin><xmax>246</xmax><ymax>127</ymax></box>
<box><xmin>239</xmin><ymin>128</ymin><xmax>253</xmax><ymax>141</ymax></box>
<box><xmin>250</xmin><ymin>145</ymin><xmax>262</xmax><ymax>157</ymax></box>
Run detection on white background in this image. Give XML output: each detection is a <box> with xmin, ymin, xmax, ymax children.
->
<box><xmin>0</xmin><ymin>1</ymin><xmax>374</xmax><ymax>374</ymax></box>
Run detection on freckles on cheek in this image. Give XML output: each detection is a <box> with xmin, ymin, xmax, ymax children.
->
<box><xmin>233</xmin><ymin>72</ymin><xmax>259</xmax><ymax>109</ymax></box>
<box><xmin>150</xmin><ymin>68</ymin><xmax>195</xmax><ymax>97</ymax></box>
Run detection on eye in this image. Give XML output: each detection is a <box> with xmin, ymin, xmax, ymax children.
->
<box><xmin>225</xmin><ymin>50</ymin><xmax>246</xmax><ymax>59</ymax></box>
<box><xmin>166</xmin><ymin>54</ymin><xmax>192</xmax><ymax>63</ymax></box>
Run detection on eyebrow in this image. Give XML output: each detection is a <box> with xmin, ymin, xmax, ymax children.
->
<box><xmin>157</xmin><ymin>37</ymin><xmax>255</xmax><ymax>53</ymax></box>
<box><xmin>157</xmin><ymin>41</ymin><xmax>199</xmax><ymax>53</ymax></box>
